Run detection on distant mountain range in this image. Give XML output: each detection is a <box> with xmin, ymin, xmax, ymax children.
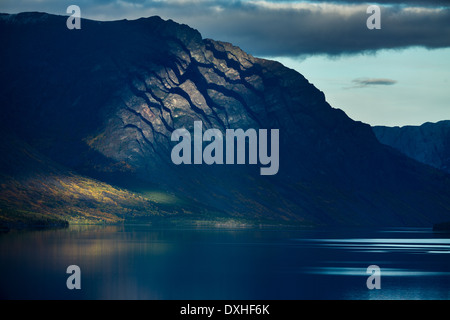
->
<box><xmin>1</xmin><ymin>12</ymin><xmax>450</xmax><ymax>228</ymax></box>
<box><xmin>373</xmin><ymin>121</ymin><xmax>450</xmax><ymax>174</ymax></box>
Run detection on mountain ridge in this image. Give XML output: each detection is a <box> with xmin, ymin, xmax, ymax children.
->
<box><xmin>373</xmin><ymin>120</ymin><xmax>450</xmax><ymax>174</ymax></box>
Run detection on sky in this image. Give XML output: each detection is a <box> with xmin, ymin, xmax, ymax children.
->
<box><xmin>1</xmin><ymin>0</ymin><xmax>449</xmax><ymax>127</ymax></box>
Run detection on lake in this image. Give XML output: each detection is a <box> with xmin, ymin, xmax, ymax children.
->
<box><xmin>1</xmin><ymin>225</ymin><xmax>450</xmax><ymax>300</ymax></box>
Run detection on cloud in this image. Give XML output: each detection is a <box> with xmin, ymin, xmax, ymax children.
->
<box><xmin>350</xmin><ymin>78</ymin><xmax>398</xmax><ymax>88</ymax></box>
<box><xmin>294</xmin><ymin>0</ymin><xmax>449</xmax><ymax>6</ymax></box>
<box><xmin>1</xmin><ymin>0</ymin><xmax>450</xmax><ymax>57</ymax></box>
<box><xmin>179</xmin><ymin>2</ymin><xmax>450</xmax><ymax>57</ymax></box>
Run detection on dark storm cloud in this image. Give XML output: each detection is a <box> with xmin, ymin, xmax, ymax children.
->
<box><xmin>1</xmin><ymin>0</ymin><xmax>450</xmax><ymax>56</ymax></box>
<box><xmin>178</xmin><ymin>2</ymin><xmax>450</xmax><ymax>57</ymax></box>
<box><xmin>299</xmin><ymin>0</ymin><xmax>450</xmax><ymax>6</ymax></box>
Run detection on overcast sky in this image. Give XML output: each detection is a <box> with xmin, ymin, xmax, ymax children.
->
<box><xmin>1</xmin><ymin>0</ymin><xmax>449</xmax><ymax>126</ymax></box>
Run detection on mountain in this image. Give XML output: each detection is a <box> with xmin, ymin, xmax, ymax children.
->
<box><xmin>373</xmin><ymin>121</ymin><xmax>450</xmax><ymax>174</ymax></box>
<box><xmin>1</xmin><ymin>12</ymin><xmax>450</xmax><ymax>227</ymax></box>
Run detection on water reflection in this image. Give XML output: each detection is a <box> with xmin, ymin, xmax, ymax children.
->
<box><xmin>299</xmin><ymin>238</ymin><xmax>450</xmax><ymax>254</ymax></box>
<box><xmin>0</xmin><ymin>226</ymin><xmax>449</xmax><ymax>299</ymax></box>
<box><xmin>304</xmin><ymin>267</ymin><xmax>450</xmax><ymax>277</ymax></box>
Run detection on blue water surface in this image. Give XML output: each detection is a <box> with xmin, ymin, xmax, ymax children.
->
<box><xmin>1</xmin><ymin>225</ymin><xmax>449</xmax><ymax>300</ymax></box>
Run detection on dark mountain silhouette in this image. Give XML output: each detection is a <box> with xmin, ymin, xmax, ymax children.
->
<box><xmin>373</xmin><ymin>121</ymin><xmax>450</xmax><ymax>174</ymax></box>
<box><xmin>1</xmin><ymin>12</ymin><xmax>450</xmax><ymax>227</ymax></box>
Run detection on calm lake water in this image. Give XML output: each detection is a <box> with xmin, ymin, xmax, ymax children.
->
<box><xmin>1</xmin><ymin>225</ymin><xmax>450</xmax><ymax>300</ymax></box>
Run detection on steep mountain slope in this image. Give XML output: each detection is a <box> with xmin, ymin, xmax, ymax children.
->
<box><xmin>0</xmin><ymin>131</ymin><xmax>159</xmax><ymax>227</ymax></box>
<box><xmin>0</xmin><ymin>131</ymin><xmax>228</xmax><ymax>228</ymax></box>
<box><xmin>373</xmin><ymin>121</ymin><xmax>450</xmax><ymax>174</ymax></box>
<box><xmin>1</xmin><ymin>12</ymin><xmax>450</xmax><ymax>227</ymax></box>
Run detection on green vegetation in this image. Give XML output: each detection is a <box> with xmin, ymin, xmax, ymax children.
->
<box><xmin>0</xmin><ymin>169</ymin><xmax>239</xmax><ymax>229</ymax></box>
<box><xmin>0</xmin><ymin>208</ymin><xmax>68</xmax><ymax>229</ymax></box>
<box><xmin>0</xmin><ymin>171</ymin><xmax>163</xmax><ymax>228</ymax></box>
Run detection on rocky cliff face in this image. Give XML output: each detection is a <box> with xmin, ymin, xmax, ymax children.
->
<box><xmin>373</xmin><ymin>121</ymin><xmax>450</xmax><ymax>174</ymax></box>
<box><xmin>1</xmin><ymin>12</ymin><xmax>450</xmax><ymax>226</ymax></box>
